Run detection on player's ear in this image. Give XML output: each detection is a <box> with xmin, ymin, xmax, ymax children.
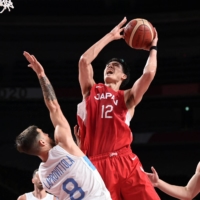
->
<box><xmin>122</xmin><ymin>73</ymin><xmax>127</xmax><ymax>80</ymax></box>
<box><xmin>38</xmin><ymin>139</ymin><xmax>45</xmax><ymax>146</ymax></box>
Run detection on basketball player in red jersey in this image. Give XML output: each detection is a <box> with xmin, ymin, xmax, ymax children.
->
<box><xmin>77</xmin><ymin>17</ymin><xmax>160</xmax><ymax>200</ymax></box>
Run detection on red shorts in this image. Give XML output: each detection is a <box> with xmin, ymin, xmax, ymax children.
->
<box><xmin>89</xmin><ymin>146</ymin><xmax>160</xmax><ymax>200</ymax></box>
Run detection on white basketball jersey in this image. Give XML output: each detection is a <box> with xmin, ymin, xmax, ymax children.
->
<box><xmin>25</xmin><ymin>192</ymin><xmax>54</xmax><ymax>200</ymax></box>
<box><xmin>39</xmin><ymin>145</ymin><xmax>111</xmax><ymax>200</ymax></box>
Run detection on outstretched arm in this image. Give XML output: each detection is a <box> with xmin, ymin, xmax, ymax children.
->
<box><xmin>79</xmin><ymin>17</ymin><xmax>127</xmax><ymax>98</ymax></box>
<box><xmin>23</xmin><ymin>51</ymin><xmax>70</xmax><ymax>132</ymax></box>
<box><xmin>146</xmin><ymin>166</ymin><xmax>200</xmax><ymax>200</ymax></box>
<box><xmin>125</xmin><ymin>28</ymin><xmax>158</xmax><ymax>110</ymax></box>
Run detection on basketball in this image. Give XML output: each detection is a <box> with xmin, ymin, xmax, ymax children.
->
<box><xmin>123</xmin><ymin>18</ymin><xmax>155</xmax><ymax>50</ymax></box>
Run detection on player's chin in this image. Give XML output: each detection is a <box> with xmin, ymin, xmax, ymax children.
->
<box><xmin>104</xmin><ymin>75</ymin><xmax>115</xmax><ymax>82</ymax></box>
<box><xmin>38</xmin><ymin>184</ymin><xmax>43</xmax><ymax>190</ymax></box>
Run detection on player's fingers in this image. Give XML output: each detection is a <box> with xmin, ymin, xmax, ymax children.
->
<box><xmin>31</xmin><ymin>55</ymin><xmax>37</xmax><ymax>63</ymax></box>
<box><xmin>151</xmin><ymin>166</ymin><xmax>157</xmax><ymax>174</ymax></box>
<box><xmin>24</xmin><ymin>52</ymin><xmax>34</xmax><ymax>63</ymax></box>
<box><xmin>23</xmin><ymin>51</ymin><xmax>29</xmax><ymax>56</ymax></box>
<box><xmin>118</xmin><ymin>17</ymin><xmax>127</xmax><ymax>27</ymax></box>
<box><xmin>120</xmin><ymin>27</ymin><xmax>125</xmax><ymax>33</ymax></box>
<box><xmin>154</xmin><ymin>28</ymin><xmax>158</xmax><ymax>38</ymax></box>
<box><xmin>145</xmin><ymin>172</ymin><xmax>151</xmax><ymax>176</ymax></box>
<box><xmin>74</xmin><ymin>125</ymin><xmax>78</xmax><ymax>133</ymax></box>
<box><xmin>74</xmin><ymin>125</ymin><xmax>79</xmax><ymax>136</ymax></box>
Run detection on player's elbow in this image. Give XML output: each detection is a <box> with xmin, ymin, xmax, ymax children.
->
<box><xmin>183</xmin><ymin>186</ymin><xmax>197</xmax><ymax>200</ymax></box>
<box><xmin>48</xmin><ymin>101</ymin><xmax>60</xmax><ymax>114</ymax></box>
<box><xmin>182</xmin><ymin>194</ymin><xmax>193</xmax><ymax>200</ymax></box>
<box><xmin>79</xmin><ymin>55</ymin><xmax>88</xmax><ymax>69</ymax></box>
<box><xmin>143</xmin><ymin>70</ymin><xmax>156</xmax><ymax>82</ymax></box>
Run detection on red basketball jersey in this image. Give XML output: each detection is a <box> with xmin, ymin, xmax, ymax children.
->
<box><xmin>77</xmin><ymin>83</ymin><xmax>133</xmax><ymax>156</ymax></box>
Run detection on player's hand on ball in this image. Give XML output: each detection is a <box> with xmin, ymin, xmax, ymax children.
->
<box><xmin>147</xmin><ymin>28</ymin><xmax>158</xmax><ymax>51</ymax></box>
<box><xmin>110</xmin><ymin>17</ymin><xmax>127</xmax><ymax>40</ymax></box>
<box><xmin>145</xmin><ymin>166</ymin><xmax>159</xmax><ymax>187</ymax></box>
<box><xmin>23</xmin><ymin>51</ymin><xmax>45</xmax><ymax>75</ymax></box>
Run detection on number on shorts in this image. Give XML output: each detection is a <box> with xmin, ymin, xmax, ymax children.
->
<box><xmin>63</xmin><ymin>178</ymin><xmax>85</xmax><ymax>200</ymax></box>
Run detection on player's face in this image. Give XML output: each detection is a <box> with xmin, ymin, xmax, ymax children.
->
<box><xmin>104</xmin><ymin>61</ymin><xmax>125</xmax><ymax>83</ymax></box>
<box><xmin>37</xmin><ymin>128</ymin><xmax>56</xmax><ymax>148</ymax></box>
<box><xmin>33</xmin><ymin>172</ymin><xmax>43</xmax><ymax>190</ymax></box>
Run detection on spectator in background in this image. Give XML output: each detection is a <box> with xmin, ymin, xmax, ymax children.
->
<box><xmin>17</xmin><ymin>169</ymin><xmax>56</xmax><ymax>200</ymax></box>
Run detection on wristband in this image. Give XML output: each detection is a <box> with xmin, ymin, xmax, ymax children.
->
<box><xmin>150</xmin><ymin>46</ymin><xmax>157</xmax><ymax>51</ymax></box>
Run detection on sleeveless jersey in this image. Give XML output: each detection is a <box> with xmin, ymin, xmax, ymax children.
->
<box><xmin>39</xmin><ymin>145</ymin><xmax>111</xmax><ymax>200</ymax></box>
<box><xmin>25</xmin><ymin>192</ymin><xmax>54</xmax><ymax>200</ymax></box>
<box><xmin>77</xmin><ymin>83</ymin><xmax>133</xmax><ymax>156</ymax></box>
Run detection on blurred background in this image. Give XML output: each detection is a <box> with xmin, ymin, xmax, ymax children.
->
<box><xmin>0</xmin><ymin>0</ymin><xmax>200</xmax><ymax>199</ymax></box>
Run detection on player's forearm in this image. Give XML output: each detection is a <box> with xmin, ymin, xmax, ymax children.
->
<box><xmin>38</xmin><ymin>73</ymin><xmax>58</xmax><ymax>112</ymax></box>
<box><xmin>157</xmin><ymin>179</ymin><xmax>191</xmax><ymax>200</ymax></box>
<box><xmin>80</xmin><ymin>33</ymin><xmax>114</xmax><ymax>65</ymax></box>
<box><xmin>143</xmin><ymin>50</ymin><xmax>157</xmax><ymax>76</ymax></box>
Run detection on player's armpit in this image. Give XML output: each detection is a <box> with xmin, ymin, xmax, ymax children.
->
<box><xmin>54</xmin><ymin>125</ymin><xmax>72</xmax><ymax>144</ymax></box>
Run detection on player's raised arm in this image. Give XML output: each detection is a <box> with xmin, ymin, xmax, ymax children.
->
<box><xmin>125</xmin><ymin>28</ymin><xmax>158</xmax><ymax>109</ymax></box>
<box><xmin>79</xmin><ymin>17</ymin><xmax>127</xmax><ymax>98</ymax></box>
<box><xmin>146</xmin><ymin>166</ymin><xmax>200</xmax><ymax>200</ymax></box>
<box><xmin>23</xmin><ymin>51</ymin><xmax>70</xmax><ymax>132</ymax></box>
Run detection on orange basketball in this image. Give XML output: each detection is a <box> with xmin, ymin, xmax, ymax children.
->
<box><xmin>123</xmin><ymin>18</ymin><xmax>155</xmax><ymax>50</ymax></box>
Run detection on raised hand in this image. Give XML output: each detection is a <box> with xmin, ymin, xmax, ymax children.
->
<box><xmin>145</xmin><ymin>166</ymin><xmax>159</xmax><ymax>187</ymax></box>
<box><xmin>23</xmin><ymin>51</ymin><xmax>44</xmax><ymax>75</ymax></box>
<box><xmin>110</xmin><ymin>17</ymin><xmax>127</xmax><ymax>40</ymax></box>
<box><xmin>151</xmin><ymin>28</ymin><xmax>158</xmax><ymax>47</ymax></box>
<box><xmin>145</xmin><ymin>28</ymin><xmax>158</xmax><ymax>51</ymax></box>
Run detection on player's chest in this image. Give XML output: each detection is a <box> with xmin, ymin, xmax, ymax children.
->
<box><xmin>92</xmin><ymin>91</ymin><xmax>120</xmax><ymax>106</ymax></box>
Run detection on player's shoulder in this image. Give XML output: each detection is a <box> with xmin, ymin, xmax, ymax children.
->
<box><xmin>17</xmin><ymin>194</ymin><xmax>26</xmax><ymax>200</ymax></box>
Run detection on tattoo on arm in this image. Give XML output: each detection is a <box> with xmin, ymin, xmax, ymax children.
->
<box><xmin>39</xmin><ymin>76</ymin><xmax>57</xmax><ymax>101</ymax></box>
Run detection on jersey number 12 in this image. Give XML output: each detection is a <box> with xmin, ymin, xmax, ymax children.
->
<box><xmin>101</xmin><ymin>105</ymin><xmax>113</xmax><ymax>118</ymax></box>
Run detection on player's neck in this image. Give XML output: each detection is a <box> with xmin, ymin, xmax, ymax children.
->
<box><xmin>39</xmin><ymin>147</ymin><xmax>50</xmax><ymax>162</ymax></box>
<box><xmin>33</xmin><ymin>189</ymin><xmax>47</xmax><ymax>199</ymax></box>
<box><xmin>105</xmin><ymin>82</ymin><xmax>120</xmax><ymax>91</ymax></box>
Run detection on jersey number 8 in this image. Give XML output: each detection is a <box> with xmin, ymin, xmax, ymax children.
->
<box><xmin>63</xmin><ymin>178</ymin><xmax>85</xmax><ymax>200</ymax></box>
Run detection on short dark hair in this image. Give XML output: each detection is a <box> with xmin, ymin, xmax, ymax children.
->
<box><xmin>15</xmin><ymin>125</ymin><xmax>40</xmax><ymax>155</ymax></box>
<box><xmin>33</xmin><ymin>169</ymin><xmax>38</xmax><ymax>178</ymax></box>
<box><xmin>106</xmin><ymin>58</ymin><xmax>130</xmax><ymax>88</ymax></box>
